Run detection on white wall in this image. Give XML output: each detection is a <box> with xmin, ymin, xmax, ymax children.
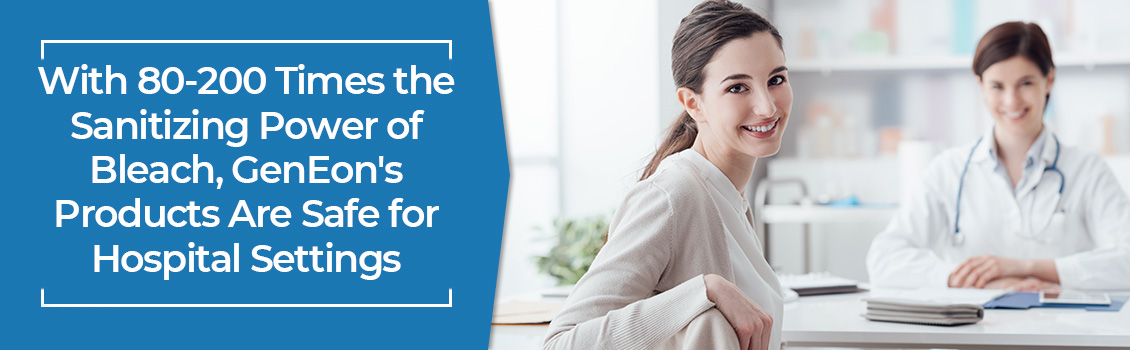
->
<box><xmin>558</xmin><ymin>0</ymin><xmax>663</xmax><ymax>218</ymax></box>
<box><xmin>495</xmin><ymin>0</ymin><xmax>672</xmax><ymax>299</ymax></box>
<box><xmin>492</xmin><ymin>0</ymin><xmax>561</xmax><ymax>299</ymax></box>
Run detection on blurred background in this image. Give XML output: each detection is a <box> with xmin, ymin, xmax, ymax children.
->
<box><xmin>491</xmin><ymin>0</ymin><xmax>1130</xmax><ymax>301</ymax></box>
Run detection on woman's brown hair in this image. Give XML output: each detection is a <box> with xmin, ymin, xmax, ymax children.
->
<box><xmin>639</xmin><ymin>0</ymin><xmax>783</xmax><ymax>180</ymax></box>
<box><xmin>972</xmin><ymin>22</ymin><xmax>1055</xmax><ymax>104</ymax></box>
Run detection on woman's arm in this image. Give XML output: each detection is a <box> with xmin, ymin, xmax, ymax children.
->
<box><xmin>542</xmin><ymin>183</ymin><xmax>717</xmax><ymax>349</ymax></box>
<box><xmin>704</xmin><ymin>274</ymin><xmax>774</xmax><ymax>350</ymax></box>
<box><xmin>948</xmin><ymin>255</ymin><xmax>1059</xmax><ymax>288</ymax></box>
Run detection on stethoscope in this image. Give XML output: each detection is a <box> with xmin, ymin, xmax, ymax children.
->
<box><xmin>953</xmin><ymin>135</ymin><xmax>1064</xmax><ymax>245</ymax></box>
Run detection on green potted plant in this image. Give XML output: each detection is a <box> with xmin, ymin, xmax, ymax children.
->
<box><xmin>535</xmin><ymin>215</ymin><xmax>609</xmax><ymax>286</ymax></box>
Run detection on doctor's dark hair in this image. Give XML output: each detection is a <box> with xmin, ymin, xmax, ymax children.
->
<box><xmin>972</xmin><ymin>22</ymin><xmax>1055</xmax><ymax>103</ymax></box>
<box><xmin>639</xmin><ymin>0</ymin><xmax>782</xmax><ymax>180</ymax></box>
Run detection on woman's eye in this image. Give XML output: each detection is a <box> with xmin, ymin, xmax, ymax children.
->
<box><xmin>769</xmin><ymin>75</ymin><xmax>786</xmax><ymax>86</ymax></box>
<box><xmin>727</xmin><ymin>84</ymin><xmax>748</xmax><ymax>93</ymax></box>
<box><xmin>991</xmin><ymin>84</ymin><xmax>1003</xmax><ymax>90</ymax></box>
<box><xmin>1022</xmin><ymin>81</ymin><xmax>1033</xmax><ymax>86</ymax></box>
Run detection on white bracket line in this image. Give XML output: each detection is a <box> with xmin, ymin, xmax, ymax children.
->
<box><xmin>40</xmin><ymin>39</ymin><xmax>453</xmax><ymax>60</ymax></box>
<box><xmin>41</xmin><ymin>288</ymin><xmax>453</xmax><ymax>308</ymax></box>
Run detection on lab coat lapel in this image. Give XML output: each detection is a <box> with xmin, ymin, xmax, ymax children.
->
<box><xmin>1017</xmin><ymin>129</ymin><xmax>1057</xmax><ymax>199</ymax></box>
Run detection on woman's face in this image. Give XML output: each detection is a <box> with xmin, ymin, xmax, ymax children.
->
<box><xmin>685</xmin><ymin>32</ymin><xmax>792</xmax><ymax>160</ymax></box>
<box><xmin>978</xmin><ymin>55</ymin><xmax>1054</xmax><ymax>138</ymax></box>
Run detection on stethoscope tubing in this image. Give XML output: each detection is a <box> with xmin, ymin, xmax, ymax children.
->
<box><xmin>953</xmin><ymin>135</ymin><xmax>1063</xmax><ymax>244</ymax></box>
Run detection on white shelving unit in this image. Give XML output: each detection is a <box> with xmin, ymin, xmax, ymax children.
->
<box><xmin>789</xmin><ymin>53</ymin><xmax>1130</xmax><ymax>74</ymax></box>
<box><xmin>761</xmin><ymin>204</ymin><xmax>896</xmax><ymax>224</ymax></box>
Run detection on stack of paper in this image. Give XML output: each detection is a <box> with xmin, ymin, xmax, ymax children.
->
<box><xmin>869</xmin><ymin>287</ymin><xmax>1008</xmax><ymax>305</ymax></box>
<box><xmin>863</xmin><ymin>297</ymin><xmax>984</xmax><ymax>326</ymax></box>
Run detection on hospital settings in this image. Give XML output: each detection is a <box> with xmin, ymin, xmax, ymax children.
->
<box><xmin>63</xmin><ymin>197</ymin><xmax>435</xmax><ymax>280</ymax></box>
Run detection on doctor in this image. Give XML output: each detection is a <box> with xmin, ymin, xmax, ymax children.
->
<box><xmin>868</xmin><ymin>22</ymin><xmax>1130</xmax><ymax>291</ymax></box>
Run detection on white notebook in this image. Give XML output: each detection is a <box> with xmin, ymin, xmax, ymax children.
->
<box><xmin>779</xmin><ymin>272</ymin><xmax>858</xmax><ymax>290</ymax></box>
<box><xmin>778</xmin><ymin>272</ymin><xmax>863</xmax><ymax>296</ymax></box>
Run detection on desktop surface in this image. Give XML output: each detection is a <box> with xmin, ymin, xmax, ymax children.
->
<box><xmin>490</xmin><ymin>289</ymin><xmax>1130</xmax><ymax>349</ymax></box>
<box><xmin>784</xmin><ymin>291</ymin><xmax>1130</xmax><ymax>349</ymax></box>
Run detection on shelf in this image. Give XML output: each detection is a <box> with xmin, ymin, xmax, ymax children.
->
<box><xmin>788</xmin><ymin>53</ymin><xmax>1130</xmax><ymax>74</ymax></box>
<box><xmin>761</xmin><ymin>204</ymin><xmax>896</xmax><ymax>224</ymax></box>
<box><xmin>789</xmin><ymin>56</ymin><xmax>969</xmax><ymax>73</ymax></box>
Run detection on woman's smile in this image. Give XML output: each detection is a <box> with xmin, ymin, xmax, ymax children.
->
<box><xmin>999</xmin><ymin>107</ymin><xmax>1029</xmax><ymax>121</ymax></box>
<box><xmin>740</xmin><ymin>118</ymin><xmax>780</xmax><ymax>138</ymax></box>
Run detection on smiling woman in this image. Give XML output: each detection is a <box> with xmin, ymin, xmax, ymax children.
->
<box><xmin>867</xmin><ymin>22</ymin><xmax>1130</xmax><ymax>293</ymax></box>
<box><xmin>543</xmin><ymin>1</ymin><xmax>791</xmax><ymax>349</ymax></box>
<box><xmin>681</xmin><ymin>32</ymin><xmax>791</xmax><ymax>191</ymax></box>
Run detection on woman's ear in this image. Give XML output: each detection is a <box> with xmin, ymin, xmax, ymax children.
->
<box><xmin>1045</xmin><ymin>67</ymin><xmax>1056</xmax><ymax>92</ymax></box>
<box><xmin>677</xmin><ymin>87</ymin><xmax>704</xmax><ymax>123</ymax></box>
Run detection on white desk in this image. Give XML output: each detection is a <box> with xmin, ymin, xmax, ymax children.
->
<box><xmin>784</xmin><ymin>291</ymin><xmax>1130</xmax><ymax>349</ymax></box>
<box><xmin>490</xmin><ymin>324</ymin><xmax>548</xmax><ymax>350</ymax></box>
<box><xmin>491</xmin><ymin>291</ymin><xmax>1130</xmax><ymax>349</ymax></box>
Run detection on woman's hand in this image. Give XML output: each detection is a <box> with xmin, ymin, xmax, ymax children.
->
<box><xmin>703</xmin><ymin>274</ymin><xmax>772</xmax><ymax>350</ymax></box>
<box><xmin>948</xmin><ymin>255</ymin><xmax>1031</xmax><ymax>288</ymax></box>
<box><xmin>983</xmin><ymin>276</ymin><xmax>1061</xmax><ymax>292</ymax></box>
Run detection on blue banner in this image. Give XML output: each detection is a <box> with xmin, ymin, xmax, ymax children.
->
<box><xmin>0</xmin><ymin>1</ymin><xmax>508</xmax><ymax>348</ymax></box>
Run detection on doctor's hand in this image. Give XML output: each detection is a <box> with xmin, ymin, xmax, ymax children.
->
<box><xmin>704</xmin><ymin>274</ymin><xmax>773</xmax><ymax>350</ymax></box>
<box><xmin>983</xmin><ymin>276</ymin><xmax>1061</xmax><ymax>292</ymax></box>
<box><xmin>948</xmin><ymin>255</ymin><xmax>1032</xmax><ymax>289</ymax></box>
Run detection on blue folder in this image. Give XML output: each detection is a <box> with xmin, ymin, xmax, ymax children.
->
<box><xmin>983</xmin><ymin>292</ymin><xmax>1128</xmax><ymax>312</ymax></box>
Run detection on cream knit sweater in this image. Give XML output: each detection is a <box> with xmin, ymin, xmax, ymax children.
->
<box><xmin>543</xmin><ymin>150</ymin><xmax>779</xmax><ymax>349</ymax></box>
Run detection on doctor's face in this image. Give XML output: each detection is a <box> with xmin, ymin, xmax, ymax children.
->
<box><xmin>686</xmin><ymin>32</ymin><xmax>793</xmax><ymax>160</ymax></box>
<box><xmin>978</xmin><ymin>55</ymin><xmax>1055</xmax><ymax>138</ymax></box>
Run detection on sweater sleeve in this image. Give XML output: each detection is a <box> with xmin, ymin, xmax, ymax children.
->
<box><xmin>542</xmin><ymin>182</ymin><xmax>716</xmax><ymax>350</ymax></box>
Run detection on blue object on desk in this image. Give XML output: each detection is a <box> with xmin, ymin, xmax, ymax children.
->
<box><xmin>823</xmin><ymin>194</ymin><xmax>860</xmax><ymax>207</ymax></box>
<box><xmin>984</xmin><ymin>292</ymin><xmax>1128</xmax><ymax>312</ymax></box>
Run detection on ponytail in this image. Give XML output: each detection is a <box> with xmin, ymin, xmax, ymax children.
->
<box><xmin>640</xmin><ymin>111</ymin><xmax>698</xmax><ymax>180</ymax></box>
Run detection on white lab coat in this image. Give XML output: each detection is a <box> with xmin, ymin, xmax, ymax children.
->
<box><xmin>868</xmin><ymin>127</ymin><xmax>1130</xmax><ymax>290</ymax></box>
